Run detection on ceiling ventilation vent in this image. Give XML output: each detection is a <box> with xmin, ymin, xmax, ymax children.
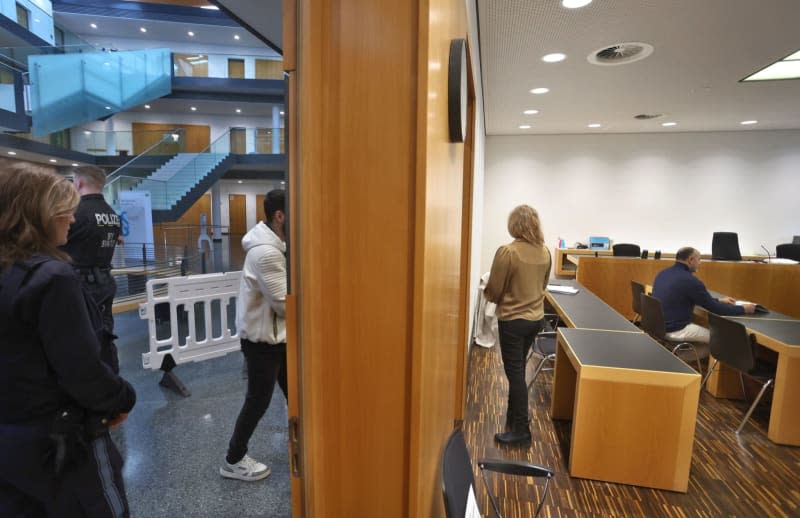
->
<box><xmin>587</xmin><ymin>42</ymin><xmax>654</xmax><ymax>66</ymax></box>
<box><xmin>634</xmin><ymin>113</ymin><xmax>662</xmax><ymax>120</ymax></box>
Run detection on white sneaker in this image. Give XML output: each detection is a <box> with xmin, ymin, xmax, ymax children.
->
<box><xmin>219</xmin><ymin>454</ymin><xmax>271</xmax><ymax>481</ymax></box>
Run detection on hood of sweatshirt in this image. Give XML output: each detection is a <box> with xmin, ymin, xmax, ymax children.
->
<box><xmin>241</xmin><ymin>222</ymin><xmax>286</xmax><ymax>254</ymax></box>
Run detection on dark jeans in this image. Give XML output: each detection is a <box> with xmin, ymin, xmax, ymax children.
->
<box><xmin>498</xmin><ymin>318</ymin><xmax>543</xmax><ymax>430</ymax></box>
<box><xmin>226</xmin><ymin>339</ymin><xmax>288</xmax><ymax>464</ymax></box>
<box><xmin>0</xmin><ymin>427</ymin><xmax>128</xmax><ymax>518</ymax></box>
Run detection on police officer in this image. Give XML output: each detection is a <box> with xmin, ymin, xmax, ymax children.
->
<box><xmin>62</xmin><ymin>166</ymin><xmax>123</xmax><ymax>370</ymax></box>
<box><xmin>0</xmin><ymin>165</ymin><xmax>136</xmax><ymax>517</ymax></box>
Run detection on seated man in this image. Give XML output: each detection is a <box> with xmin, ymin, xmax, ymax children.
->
<box><xmin>652</xmin><ymin>247</ymin><xmax>755</xmax><ymax>343</ymax></box>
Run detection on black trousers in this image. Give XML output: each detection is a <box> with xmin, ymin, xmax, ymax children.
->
<box><xmin>226</xmin><ymin>339</ymin><xmax>288</xmax><ymax>464</ymax></box>
<box><xmin>0</xmin><ymin>426</ymin><xmax>128</xmax><ymax>518</ymax></box>
<box><xmin>498</xmin><ymin>318</ymin><xmax>543</xmax><ymax>430</ymax></box>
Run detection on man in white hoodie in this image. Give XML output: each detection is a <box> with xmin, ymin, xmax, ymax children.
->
<box><xmin>220</xmin><ymin>189</ymin><xmax>287</xmax><ymax>481</ymax></box>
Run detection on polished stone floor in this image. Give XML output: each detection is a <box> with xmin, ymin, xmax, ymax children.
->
<box><xmin>111</xmin><ymin>311</ymin><xmax>290</xmax><ymax>518</ymax></box>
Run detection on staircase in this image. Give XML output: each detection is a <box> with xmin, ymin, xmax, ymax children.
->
<box><xmin>135</xmin><ymin>152</ymin><xmax>229</xmax><ymax>211</ymax></box>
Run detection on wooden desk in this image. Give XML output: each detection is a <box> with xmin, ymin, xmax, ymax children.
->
<box><xmin>545</xmin><ymin>279</ymin><xmax>639</xmax><ymax>332</ymax></box>
<box><xmin>574</xmin><ymin>256</ymin><xmax>800</xmax><ymax>320</ymax></box>
<box><xmin>699</xmin><ymin>309</ymin><xmax>800</xmax><ymax>446</ymax></box>
<box><xmin>551</xmin><ymin>328</ymin><xmax>700</xmax><ymax>492</ymax></box>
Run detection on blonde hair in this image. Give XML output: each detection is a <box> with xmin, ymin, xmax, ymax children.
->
<box><xmin>507</xmin><ymin>205</ymin><xmax>544</xmax><ymax>246</ymax></box>
<box><xmin>0</xmin><ymin>164</ymin><xmax>79</xmax><ymax>269</ymax></box>
<box><xmin>72</xmin><ymin>165</ymin><xmax>107</xmax><ymax>190</ymax></box>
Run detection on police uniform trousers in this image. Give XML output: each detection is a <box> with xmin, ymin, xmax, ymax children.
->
<box><xmin>0</xmin><ymin>423</ymin><xmax>129</xmax><ymax>518</ymax></box>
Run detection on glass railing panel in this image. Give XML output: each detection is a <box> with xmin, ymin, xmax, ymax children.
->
<box><xmin>28</xmin><ymin>48</ymin><xmax>171</xmax><ymax>136</ymax></box>
<box><xmin>173</xmin><ymin>52</ymin><xmax>283</xmax><ymax>80</ymax></box>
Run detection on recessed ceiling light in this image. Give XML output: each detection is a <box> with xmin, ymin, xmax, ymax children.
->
<box><xmin>530</xmin><ymin>87</ymin><xmax>549</xmax><ymax>94</ymax></box>
<box><xmin>542</xmin><ymin>53</ymin><xmax>566</xmax><ymax>63</ymax></box>
<box><xmin>587</xmin><ymin>123</ymin><xmax>601</xmax><ymax>128</ymax></box>
<box><xmin>280</xmin><ymin>181</ymin><xmax>286</xmax><ymax>185</ymax></box>
<box><xmin>740</xmin><ymin>120</ymin><xmax>758</xmax><ymax>125</ymax></box>
<box><xmin>71</xmin><ymin>163</ymin><xmax>79</xmax><ymax>167</ymax></box>
<box><xmin>234</xmin><ymin>34</ymin><xmax>240</xmax><ymax>40</ymax></box>
<box><xmin>743</xmin><ymin>50</ymin><xmax>800</xmax><ymax>81</ymax></box>
<box><xmin>519</xmin><ymin>125</ymin><xmax>531</xmax><ymax>129</ymax></box>
<box><xmin>90</xmin><ymin>23</ymin><xmax>97</xmax><ymax>29</ymax></box>
<box><xmin>279</xmin><ymin>111</ymin><xmax>285</xmax><ymax>115</ymax></box>
<box><xmin>562</xmin><ymin>0</ymin><xmax>592</xmax><ymax>7</ymax></box>
<box><xmin>144</xmin><ymin>104</ymin><xmax>151</xmax><ymax>109</ymax></box>
<box><xmin>49</xmin><ymin>159</ymin><xmax>57</xmax><ymax>163</ymax></box>
<box><xmin>140</xmin><ymin>27</ymin><xmax>147</xmax><ymax>33</ymax></box>
<box><xmin>523</xmin><ymin>109</ymin><xmax>539</xmax><ymax>115</ymax></box>
<box><xmin>104</xmin><ymin>106</ymin><xmax>111</xmax><ymax>110</ymax></box>
<box><xmin>237</xmin><ymin>180</ymin><xmax>243</xmax><ymax>184</ymax></box>
<box><xmin>84</xmin><ymin>130</ymin><xmax>92</xmax><ymax>135</ymax></box>
<box><xmin>200</xmin><ymin>5</ymin><xmax>219</xmax><ymax>9</ymax></box>
<box><xmin>7</xmin><ymin>151</ymin><xmax>16</xmax><ymax>155</ymax></box>
<box><xmin>235</xmin><ymin>108</ymin><xmax>242</xmax><ymax>113</ymax></box>
<box><xmin>662</xmin><ymin>122</ymin><xmax>677</xmax><ymax>127</ymax></box>
<box><xmin>190</xmin><ymin>106</ymin><xmax>197</xmax><ymax>111</ymax></box>
<box><xmin>187</xmin><ymin>31</ymin><xmax>195</xmax><ymax>37</ymax></box>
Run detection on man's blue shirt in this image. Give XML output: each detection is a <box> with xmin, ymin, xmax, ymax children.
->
<box><xmin>652</xmin><ymin>262</ymin><xmax>745</xmax><ymax>332</ymax></box>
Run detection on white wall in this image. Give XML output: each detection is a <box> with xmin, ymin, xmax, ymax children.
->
<box><xmin>481</xmin><ymin>130</ymin><xmax>800</xmax><ymax>272</ymax></box>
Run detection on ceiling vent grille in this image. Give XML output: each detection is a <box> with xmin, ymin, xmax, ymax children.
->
<box><xmin>588</xmin><ymin>42</ymin><xmax>654</xmax><ymax>66</ymax></box>
<box><xmin>634</xmin><ymin>113</ymin><xmax>663</xmax><ymax>120</ymax></box>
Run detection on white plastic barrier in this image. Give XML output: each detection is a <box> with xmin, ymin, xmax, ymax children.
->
<box><xmin>139</xmin><ymin>271</ymin><xmax>242</xmax><ymax>370</ymax></box>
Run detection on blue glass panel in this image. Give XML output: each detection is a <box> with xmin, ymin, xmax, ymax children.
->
<box><xmin>29</xmin><ymin>48</ymin><xmax>171</xmax><ymax>137</ymax></box>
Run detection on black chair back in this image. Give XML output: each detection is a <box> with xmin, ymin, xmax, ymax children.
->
<box><xmin>708</xmin><ymin>313</ymin><xmax>755</xmax><ymax>373</ymax></box>
<box><xmin>711</xmin><ymin>232</ymin><xmax>742</xmax><ymax>261</ymax></box>
<box><xmin>793</xmin><ymin>236</ymin><xmax>800</xmax><ymax>245</ymax></box>
<box><xmin>640</xmin><ymin>293</ymin><xmax>666</xmax><ymax>340</ymax></box>
<box><xmin>613</xmin><ymin>243</ymin><xmax>641</xmax><ymax>257</ymax></box>
<box><xmin>442</xmin><ymin>429</ymin><xmax>476</xmax><ymax>518</ymax></box>
<box><xmin>630</xmin><ymin>280</ymin><xmax>645</xmax><ymax>316</ymax></box>
<box><xmin>776</xmin><ymin>243</ymin><xmax>800</xmax><ymax>261</ymax></box>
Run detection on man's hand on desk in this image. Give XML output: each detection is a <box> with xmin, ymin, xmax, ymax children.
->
<box><xmin>720</xmin><ymin>296</ymin><xmax>737</xmax><ymax>304</ymax></box>
<box><xmin>741</xmin><ymin>303</ymin><xmax>756</xmax><ymax>314</ymax></box>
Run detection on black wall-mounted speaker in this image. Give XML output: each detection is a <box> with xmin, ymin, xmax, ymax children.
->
<box><xmin>641</xmin><ymin>249</ymin><xmax>649</xmax><ymax>259</ymax></box>
<box><xmin>654</xmin><ymin>250</ymin><xmax>662</xmax><ymax>259</ymax></box>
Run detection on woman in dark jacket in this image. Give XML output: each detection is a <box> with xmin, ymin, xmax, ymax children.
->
<box><xmin>0</xmin><ymin>164</ymin><xmax>136</xmax><ymax>517</ymax></box>
<box><xmin>485</xmin><ymin>205</ymin><xmax>551</xmax><ymax>446</ymax></box>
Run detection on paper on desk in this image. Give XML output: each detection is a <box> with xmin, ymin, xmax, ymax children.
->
<box><xmin>547</xmin><ymin>284</ymin><xmax>579</xmax><ymax>294</ymax></box>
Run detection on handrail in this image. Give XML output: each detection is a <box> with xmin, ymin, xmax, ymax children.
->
<box><xmin>108</xmin><ymin>128</ymin><xmax>185</xmax><ymax>180</ymax></box>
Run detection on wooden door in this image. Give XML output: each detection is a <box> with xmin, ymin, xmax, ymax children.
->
<box><xmin>132</xmin><ymin>123</ymin><xmax>210</xmax><ymax>153</ymax></box>
<box><xmin>228</xmin><ymin>194</ymin><xmax>246</xmax><ymax>236</ymax></box>
<box><xmin>153</xmin><ymin>194</ymin><xmax>212</xmax><ymax>248</ymax></box>
<box><xmin>228</xmin><ymin>59</ymin><xmax>245</xmax><ymax>79</ymax></box>
<box><xmin>230</xmin><ymin>128</ymin><xmax>246</xmax><ymax>154</ymax></box>
<box><xmin>255</xmin><ymin>194</ymin><xmax>266</xmax><ymax>223</ymax></box>
<box><xmin>255</xmin><ymin>59</ymin><xmax>284</xmax><ymax>79</ymax></box>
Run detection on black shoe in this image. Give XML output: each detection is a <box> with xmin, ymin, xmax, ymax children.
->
<box><xmin>494</xmin><ymin>429</ymin><xmax>532</xmax><ymax>445</ymax></box>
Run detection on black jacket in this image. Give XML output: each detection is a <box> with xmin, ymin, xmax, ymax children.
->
<box><xmin>0</xmin><ymin>256</ymin><xmax>135</xmax><ymax>424</ymax></box>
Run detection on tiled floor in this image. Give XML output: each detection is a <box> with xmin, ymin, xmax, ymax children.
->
<box><xmin>112</xmin><ymin>311</ymin><xmax>291</xmax><ymax>518</ymax></box>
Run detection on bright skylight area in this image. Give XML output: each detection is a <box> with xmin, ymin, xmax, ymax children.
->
<box><xmin>743</xmin><ymin>50</ymin><xmax>800</xmax><ymax>81</ymax></box>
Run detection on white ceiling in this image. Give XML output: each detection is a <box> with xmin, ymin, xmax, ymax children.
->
<box><xmin>478</xmin><ymin>0</ymin><xmax>800</xmax><ymax>135</ymax></box>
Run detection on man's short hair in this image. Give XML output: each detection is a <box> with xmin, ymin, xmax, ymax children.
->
<box><xmin>263</xmin><ymin>189</ymin><xmax>285</xmax><ymax>224</ymax></box>
<box><xmin>676</xmin><ymin>247</ymin><xmax>698</xmax><ymax>261</ymax></box>
<box><xmin>73</xmin><ymin>165</ymin><xmax>107</xmax><ymax>189</ymax></box>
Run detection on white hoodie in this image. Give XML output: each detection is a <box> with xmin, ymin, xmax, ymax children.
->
<box><xmin>236</xmin><ymin>222</ymin><xmax>287</xmax><ymax>344</ymax></box>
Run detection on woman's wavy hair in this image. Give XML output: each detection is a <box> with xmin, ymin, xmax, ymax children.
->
<box><xmin>0</xmin><ymin>164</ymin><xmax>79</xmax><ymax>269</ymax></box>
<box><xmin>507</xmin><ymin>204</ymin><xmax>544</xmax><ymax>246</ymax></box>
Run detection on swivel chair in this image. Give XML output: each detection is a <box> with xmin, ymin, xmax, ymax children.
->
<box><xmin>612</xmin><ymin>243</ymin><xmax>641</xmax><ymax>257</ymax></box>
<box><xmin>701</xmin><ymin>313</ymin><xmax>776</xmax><ymax>435</ymax></box>
<box><xmin>442</xmin><ymin>428</ymin><xmax>553</xmax><ymax>518</ymax></box>
<box><xmin>640</xmin><ymin>294</ymin><xmax>707</xmax><ymax>373</ymax></box>
<box><xmin>711</xmin><ymin>232</ymin><xmax>742</xmax><ymax>261</ymax></box>
<box><xmin>775</xmin><ymin>243</ymin><xmax>800</xmax><ymax>262</ymax></box>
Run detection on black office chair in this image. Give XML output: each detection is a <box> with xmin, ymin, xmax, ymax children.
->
<box><xmin>526</xmin><ymin>314</ymin><xmax>559</xmax><ymax>389</ymax></box>
<box><xmin>775</xmin><ymin>243</ymin><xmax>800</xmax><ymax>261</ymax></box>
<box><xmin>640</xmin><ymin>294</ymin><xmax>707</xmax><ymax>373</ymax></box>
<box><xmin>630</xmin><ymin>280</ymin><xmax>645</xmax><ymax>324</ymax></box>
<box><xmin>612</xmin><ymin>243</ymin><xmax>641</xmax><ymax>257</ymax></box>
<box><xmin>793</xmin><ymin>235</ymin><xmax>800</xmax><ymax>245</ymax></box>
<box><xmin>711</xmin><ymin>232</ymin><xmax>742</xmax><ymax>261</ymax></box>
<box><xmin>442</xmin><ymin>428</ymin><xmax>553</xmax><ymax>518</ymax></box>
<box><xmin>701</xmin><ymin>313</ymin><xmax>776</xmax><ymax>435</ymax></box>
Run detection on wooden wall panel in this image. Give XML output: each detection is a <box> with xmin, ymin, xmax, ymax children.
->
<box><xmin>293</xmin><ymin>0</ymin><xmax>470</xmax><ymax>516</ymax></box>
<box><xmin>132</xmin><ymin>122</ymin><xmax>210</xmax><ymax>153</ymax></box>
<box><xmin>409</xmin><ymin>0</ymin><xmax>468</xmax><ymax>516</ymax></box>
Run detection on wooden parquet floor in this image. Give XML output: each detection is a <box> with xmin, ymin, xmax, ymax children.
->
<box><xmin>463</xmin><ymin>344</ymin><xmax>800</xmax><ymax>517</ymax></box>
